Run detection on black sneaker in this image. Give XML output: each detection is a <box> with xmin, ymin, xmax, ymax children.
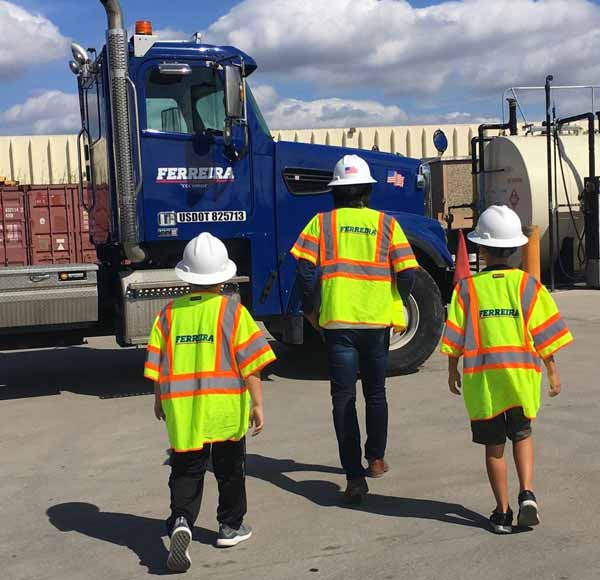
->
<box><xmin>518</xmin><ymin>490</ymin><xmax>540</xmax><ymax>527</ymax></box>
<box><xmin>167</xmin><ymin>516</ymin><xmax>192</xmax><ymax>572</ymax></box>
<box><xmin>342</xmin><ymin>477</ymin><xmax>369</xmax><ymax>505</ymax></box>
<box><xmin>489</xmin><ymin>507</ymin><xmax>513</xmax><ymax>534</ymax></box>
<box><xmin>216</xmin><ymin>523</ymin><xmax>253</xmax><ymax>548</ymax></box>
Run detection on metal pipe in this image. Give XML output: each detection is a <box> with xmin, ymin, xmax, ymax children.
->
<box><xmin>100</xmin><ymin>0</ymin><xmax>123</xmax><ymax>28</ymax></box>
<box><xmin>545</xmin><ymin>75</ymin><xmax>555</xmax><ymax>291</ymax></box>
<box><xmin>557</xmin><ymin>112</ymin><xmax>595</xmax><ymax>180</ymax></box>
<box><xmin>508</xmin><ymin>84</ymin><xmax>600</xmax><ymax>91</ymax></box>
<box><xmin>522</xmin><ymin>225</ymin><xmax>541</xmax><ymax>281</ymax></box>
<box><xmin>508</xmin><ymin>98</ymin><xmax>518</xmax><ymax>136</ymax></box>
<box><xmin>470</xmin><ymin>137</ymin><xmax>478</xmax><ymax>176</ymax></box>
<box><xmin>99</xmin><ymin>0</ymin><xmax>145</xmax><ymax>262</ymax></box>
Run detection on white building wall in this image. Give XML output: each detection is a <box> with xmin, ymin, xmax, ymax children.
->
<box><xmin>0</xmin><ymin>135</ymin><xmax>81</xmax><ymax>185</ymax></box>
<box><xmin>272</xmin><ymin>124</ymin><xmax>496</xmax><ymax>158</ymax></box>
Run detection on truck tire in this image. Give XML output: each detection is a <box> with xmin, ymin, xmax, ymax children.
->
<box><xmin>387</xmin><ymin>268</ymin><xmax>444</xmax><ymax>374</ymax></box>
<box><xmin>267</xmin><ymin>268</ymin><xmax>445</xmax><ymax>372</ymax></box>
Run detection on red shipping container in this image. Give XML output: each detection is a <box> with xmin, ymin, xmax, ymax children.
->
<box><xmin>27</xmin><ymin>186</ymin><xmax>78</xmax><ymax>265</ymax></box>
<box><xmin>70</xmin><ymin>186</ymin><xmax>98</xmax><ymax>263</ymax></box>
<box><xmin>0</xmin><ymin>187</ymin><xmax>28</xmax><ymax>266</ymax></box>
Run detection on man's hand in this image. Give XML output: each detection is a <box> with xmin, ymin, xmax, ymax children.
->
<box><xmin>154</xmin><ymin>398</ymin><xmax>165</xmax><ymax>421</ymax></box>
<box><xmin>250</xmin><ymin>404</ymin><xmax>264</xmax><ymax>436</ymax></box>
<box><xmin>548</xmin><ymin>369</ymin><xmax>561</xmax><ymax>397</ymax></box>
<box><xmin>305</xmin><ymin>312</ymin><xmax>319</xmax><ymax>331</ymax></box>
<box><xmin>448</xmin><ymin>368</ymin><xmax>462</xmax><ymax>395</ymax></box>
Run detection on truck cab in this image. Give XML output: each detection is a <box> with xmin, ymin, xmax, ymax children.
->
<box><xmin>0</xmin><ymin>1</ymin><xmax>451</xmax><ymax>371</ymax></box>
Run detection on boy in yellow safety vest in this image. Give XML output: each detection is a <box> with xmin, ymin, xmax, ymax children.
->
<box><xmin>144</xmin><ymin>233</ymin><xmax>276</xmax><ymax>572</ymax></box>
<box><xmin>441</xmin><ymin>205</ymin><xmax>573</xmax><ymax>534</ymax></box>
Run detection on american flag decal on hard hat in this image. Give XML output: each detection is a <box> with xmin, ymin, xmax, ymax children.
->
<box><xmin>387</xmin><ymin>170</ymin><xmax>405</xmax><ymax>188</ymax></box>
<box><xmin>344</xmin><ymin>166</ymin><xmax>359</xmax><ymax>174</ymax></box>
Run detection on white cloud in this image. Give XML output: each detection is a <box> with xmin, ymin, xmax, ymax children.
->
<box><xmin>153</xmin><ymin>27</ymin><xmax>189</xmax><ymax>41</ymax></box>
<box><xmin>0</xmin><ymin>91</ymin><xmax>80</xmax><ymax>135</ymax></box>
<box><xmin>206</xmin><ymin>0</ymin><xmax>600</xmax><ymax>97</ymax></box>
<box><xmin>413</xmin><ymin>111</ymin><xmax>501</xmax><ymax>125</ymax></box>
<box><xmin>0</xmin><ymin>1</ymin><xmax>68</xmax><ymax>80</ymax></box>
<box><xmin>128</xmin><ymin>25</ymin><xmax>190</xmax><ymax>41</ymax></box>
<box><xmin>251</xmin><ymin>84</ymin><xmax>407</xmax><ymax>129</ymax></box>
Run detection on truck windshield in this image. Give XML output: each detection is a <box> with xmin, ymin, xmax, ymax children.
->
<box><xmin>145</xmin><ymin>67</ymin><xmax>225</xmax><ymax>134</ymax></box>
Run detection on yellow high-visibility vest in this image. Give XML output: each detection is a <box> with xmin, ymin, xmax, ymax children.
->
<box><xmin>440</xmin><ymin>268</ymin><xmax>573</xmax><ymax>420</ymax></box>
<box><xmin>291</xmin><ymin>207</ymin><xmax>419</xmax><ymax>331</ymax></box>
<box><xmin>144</xmin><ymin>292</ymin><xmax>276</xmax><ymax>452</ymax></box>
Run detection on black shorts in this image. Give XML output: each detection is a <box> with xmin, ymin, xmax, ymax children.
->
<box><xmin>471</xmin><ymin>407</ymin><xmax>532</xmax><ymax>446</ymax></box>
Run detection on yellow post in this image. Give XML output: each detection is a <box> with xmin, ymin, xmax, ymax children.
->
<box><xmin>522</xmin><ymin>225</ymin><xmax>541</xmax><ymax>280</ymax></box>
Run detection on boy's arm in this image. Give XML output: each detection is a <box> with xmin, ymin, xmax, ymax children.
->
<box><xmin>543</xmin><ymin>355</ymin><xmax>561</xmax><ymax>397</ymax></box>
<box><xmin>154</xmin><ymin>382</ymin><xmax>165</xmax><ymax>420</ymax></box>
<box><xmin>448</xmin><ymin>355</ymin><xmax>462</xmax><ymax>395</ymax></box>
<box><xmin>246</xmin><ymin>373</ymin><xmax>264</xmax><ymax>436</ymax></box>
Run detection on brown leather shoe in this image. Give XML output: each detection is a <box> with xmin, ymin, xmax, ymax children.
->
<box><xmin>366</xmin><ymin>459</ymin><xmax>389</xmax><ymax>478</ymax></box>
<box><xmin>343</xmin><ymin>477</ymin><xmax>369</xmax><ymax>504</ymax></box>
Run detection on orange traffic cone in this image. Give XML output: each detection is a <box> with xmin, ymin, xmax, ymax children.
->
<box><xmin>453</xmin><ymin>229</ymin><xmax>471</xmax><ymax>285</ymax></box>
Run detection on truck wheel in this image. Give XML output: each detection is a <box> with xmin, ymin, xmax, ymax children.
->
<box><xmin>387</xmin><ymin>268</ymin><xmax>444</xmax><ymax>374</ymax></box>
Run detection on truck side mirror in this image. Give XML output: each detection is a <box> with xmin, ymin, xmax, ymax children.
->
<box><xmin>224</xmin><ymin>65</ymin><xmax>245</xmax><ymax>120</ymax></box>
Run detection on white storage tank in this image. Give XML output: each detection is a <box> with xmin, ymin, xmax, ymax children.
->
<box><xmin>482</xmin><ymin>134</ymin><xmax>595</xmax><ymax>273</ymax></box>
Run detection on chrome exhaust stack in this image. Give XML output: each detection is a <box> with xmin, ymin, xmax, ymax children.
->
<box><xmin>99</xmin><ymin>0</ymin><xmax>145</xmax><ymax>262</ymax></box>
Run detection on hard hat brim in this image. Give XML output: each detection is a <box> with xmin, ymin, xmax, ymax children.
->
<box><xmin>467</xmin><ymin>231</ymin><xmax>529</xmax><ymax>248</ymax></box>
<box><xmin>174</xmin><ymin>259</ymin><xmax>237</xmax><ymax>286</ymax></box>
<box><xmin>328</xmin><ymin>175</ymin><xmax>377</xmax><ymax>187</ymax></box>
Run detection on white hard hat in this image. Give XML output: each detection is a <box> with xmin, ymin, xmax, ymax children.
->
<box><xmin>468</xmin><ymin>205</ymin><xmax>528</xmax><ymax>248</ymax></box>
<box><xmin>175</xmin><ymin>232</ymin><xmax>237</xmax><ymax>285</ymax></box>
<box><xmin>328</xmin><ymin>154</ymin><xmax>377</xmax><ymax>187</ymax></box>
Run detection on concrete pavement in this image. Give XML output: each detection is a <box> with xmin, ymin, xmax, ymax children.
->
<box><xmin>0</xmin><ymin>290</ymin><xmax>599</xmax><ymax>580</ymax></box>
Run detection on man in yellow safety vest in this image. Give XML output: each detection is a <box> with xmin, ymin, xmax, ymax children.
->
<box><xmin>291</xmin><ymin>154</ymin><xmax>419</xmax><ymax>503</ymax></box>
<box><xmin>144</xmin><ymin>233</ymin><xmax>276</xmax><ymax>572</ymax></box>
<box><xmin>441</xmin><ymin>205</ymin><xmax>573</xmax><ymax>534</ymax></box>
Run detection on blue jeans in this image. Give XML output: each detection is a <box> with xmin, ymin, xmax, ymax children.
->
<box><xmin>323</xmin><ymin>328</ymin><xmax>390</xmax><ymax>479</ymax></box>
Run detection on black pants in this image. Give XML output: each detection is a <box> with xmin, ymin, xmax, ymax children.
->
<box><xmin>166</xmin><ymin>438</ymin><xmax>246</xmax><ymax>535</ymax></box>
<box><xmin>323</xmin><ymin>328</ymin><xmax>390</xmax><ymax>480</ymax></box>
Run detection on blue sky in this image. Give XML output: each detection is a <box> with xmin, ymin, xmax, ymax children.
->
<box><xmin>2</xmin><ymin>0</ymin><xmax>600</xmax><ymax>134</ymax></box>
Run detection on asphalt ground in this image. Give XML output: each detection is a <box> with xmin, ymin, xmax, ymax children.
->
<box><xmin>1</xmin><ymin>289</ymin><xmax>599</xmax><ymax>580</ymax></box>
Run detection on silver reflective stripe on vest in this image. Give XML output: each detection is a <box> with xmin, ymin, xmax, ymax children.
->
<box><xmin>160</xmin><ymin>376</ymin><xmax>245</xmax><ymax>395</ymax></box>
<box><xmin>443</xmin><ymin>324</ymin><xmax>464</xmax><ymax>348</ymax></box>
<box><xmin>236</xmin><ymin>333</ymin><xmax>269</xmax><ymax>364</ymax></box>
<box><xmin>390</xmin><ymin>245</ymin><xmax>413</xmax><ymax>263</ymax></box>
<box><xmin>532</xmin><ymin>317</ymin><xmax>567</xmax><ymax>347</ymax></box>
<box><xmin>158</xmin><ymin>305</ymin><xmax>172</xmax><ymax>378</ymax></box>
<box><xmin>219</xmin><ymin>298</ymin><xmax>238</xmax><ymax>371</ymax></box>
<box><xmin>299</xmin><ymin>236</ymin><xmax>319</xmax><ymax>256</ymax></box>
<box><xmin>463</xmin><ymin>350</ymin><xmax>540</xmax><ymax>372</ymax></box>
<box><xmin>520</xmin><ymin>274</ymin><xmax>539</xmax><ymax>323</ymax></box>
<box><xmin>322</xmin><ymin>212</ymin><xmax>335</xmax><ymax>262</ymax></box>
<box><xmin>378</xmin><ymin>214</ymin><xmax>394</xmax><ymax>263</ymax></box>
<box><xmin>158</xmin><ymin>308</ymin><xmax>170</xmax><ymax>336</ymax></box>
<box><xmin>459</xmin><ymin>281</ymin><xmax>477</xmax><ymax>351</ymax></box>
<box><xmin>146</xmin><ymin>349</ymin><xmax>161</xmax><ymax>366</ymax></box>
<box><xmin>322</xmin><ymin>262</ymin><xmax>392</xmax><ymax>279</ymax></box>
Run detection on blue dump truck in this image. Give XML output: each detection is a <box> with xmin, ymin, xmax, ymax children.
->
<box><xmin>0</xmin><ymin>0</ymin><xmax>453</xmax><ymax>372</ymax></box>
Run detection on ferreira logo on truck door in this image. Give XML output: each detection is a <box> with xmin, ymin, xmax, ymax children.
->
<box><xmin>156</xmin><ymin>167</ymin><xmax>235</xmax><ymax>184</ymax></box>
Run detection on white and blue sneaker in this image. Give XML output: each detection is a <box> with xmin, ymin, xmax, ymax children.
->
<box><xmin>167</xmin><ymin>516</ymin><xmax>192</xmax><ymax>572</ymax></box>
<box><xmin>216</xmin><ymin>523</ymin><xmax>253</xmax><ymax>548</ymax></box>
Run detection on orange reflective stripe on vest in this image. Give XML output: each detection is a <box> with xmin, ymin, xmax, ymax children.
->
<box><xmin>145</xmin><ymin>292</ymin><xmax>276</xmax><ymax>452</ymax></box>
<box><xmin>313</xmin><ymin>207</ymin><xmax>413</xmax><ymax>329</ymax></box>
<box><xmin>320</xmin><ymin>209</ymin><xmax>392</xmax><ymax>281</ymax></box>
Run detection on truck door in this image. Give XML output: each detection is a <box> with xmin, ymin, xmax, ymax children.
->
<box><xmin>136</xmin><ymin>60</ymin><xmax>254</xmax><ymax>245</ymax></box>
